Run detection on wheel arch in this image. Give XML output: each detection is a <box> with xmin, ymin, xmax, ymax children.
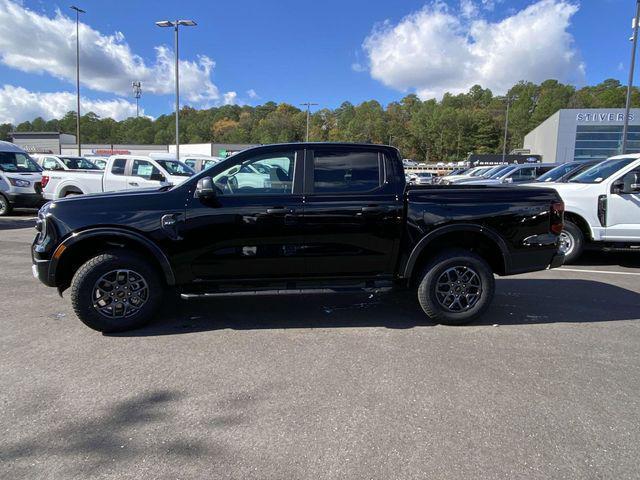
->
<box><xmin>50</xmin><ymin>228</ymin><xmax>175</xmax><ymax>292</ymax></box>
<box><xmin>57</xmin><ymin>182</ymin><xmax>85</xmax><ymax>198</ymax></box>
<box><xmin>564</xmin><ymin>211</ymin><xmax>592</xmax><ymax>241</ymax></box>
<box><xmin>403</xmin><ymin>224</ymin><xmax>510</xmax><ymax>283</ymax></box>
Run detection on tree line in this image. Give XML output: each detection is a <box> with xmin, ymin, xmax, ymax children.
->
<box><xmin>2</xmin><ymin>78</ymin><xmax>639</xmax><ymax>162</ymax></box>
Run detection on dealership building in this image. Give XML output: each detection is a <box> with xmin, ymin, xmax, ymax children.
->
<box><xmin>523</xmin><ymin>108</ymin><xmax>640</xmax><ymax>163</ymax></box>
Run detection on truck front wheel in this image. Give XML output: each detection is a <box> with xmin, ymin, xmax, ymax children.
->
<box><xmin>558</xmin><ymin>220</ymin><xmax>584</xmax><ymax>264</ymax></box>
<box><xmin>70</xmin><ymin>251</ymin><xmax>163</xmax><ymax>333</ymax></box>
<box><xmin>417</xmin><ymin>249</ymin><xmax>495</xmax><ymax>325</ymax></box>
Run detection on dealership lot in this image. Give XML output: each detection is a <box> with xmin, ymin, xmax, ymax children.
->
<box><xmin>2</xmin><ymin>214</ymin><xmax>640</xmax><ymax>479</ymax></box>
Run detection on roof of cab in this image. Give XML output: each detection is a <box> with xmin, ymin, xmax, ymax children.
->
<box><xmin>0</xmin><ymin>140</ymin><xmax>27</xmax><ymax>153</ymax></box>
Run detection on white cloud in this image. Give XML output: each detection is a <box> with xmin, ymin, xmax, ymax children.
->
<box><xmin>0</xmin><ymin>0</ymin><xmax>238</xmax><ymax>105</ymax></box>
<box><xmin>0</xmin><ymin>85</ymin><xmax>139</xmax><ymax>124</ymax></box>
<box><xmin>246</xmin><ymin>89</ymin><xmax>259</xmax><ymax>99</ymax></box>
<box><xmin>362</xmin><ymin>0</ymin><xmax>584</xmax><ymax>99</ymax></box>
<box><xmin>460</xmin><ymin>0</ymin><xmax>478</xmax><ymax>19</ymax></box>
<box><xmin>222</xmin><ymin>91</ymin><xmax>238</xmax><ymax>105</ymax></box>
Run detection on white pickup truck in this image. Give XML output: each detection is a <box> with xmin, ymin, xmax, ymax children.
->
<box><xmin>534</xmin><ymin>154</ymin><xmax>640</xmax><ymax>262</ymax></box>
<box><xmin>41</xmin><ymin>155</ymin><xmax>194</xmax><ymax>200</ymax></box>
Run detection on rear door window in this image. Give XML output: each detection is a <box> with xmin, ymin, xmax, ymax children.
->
<box><xmin>312</xmin><ymin>149</ymin><xmax>381</xmax><ymax>194</ymax></box>
<box><xmin>111</xmin><ymin>159</ymin><xmax>127</xmax><ymax>176</ymax></box>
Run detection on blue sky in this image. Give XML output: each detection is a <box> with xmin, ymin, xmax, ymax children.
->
<box><xmin>0</xmin><ymin>0</ymin><xmax>635</xmax><ymax>123</ymax></box>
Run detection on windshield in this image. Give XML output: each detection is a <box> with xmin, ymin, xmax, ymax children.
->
<box><xmin>60</xmin><ymin>156</ymin><xmax>100</xmax><ymax>170</ymax></box>
<box><xmin>487</xmin><ymin>165</ymin><xmax>512</xmax><ymax>178</ymax></box>
<box><xmin>0</xmin><ymin>152</ymin><xmax>42</xmax><ymax>172</ymax></box>
<box><xmin>156</xmin><ymin>160</ymin><xmax>195</xmax><ymax>177</ymax></box>
<box><xmin>495</xmin><ymin>165</ymin><xmax>518</xmax><ymax>178</ymax></box>
<box><xmin>417</xmin><ymin>172</ymin><xmax>432</xmax><ymax>177</ymax></box>
<box><xmin>569</xmin><ymin>158</ymin><xmax>636</xmax><ymax>184</ymax></box>
<box><xmin>481</xmin><ymin>165</ymin><xmax>506</xmax><ymax>178</ymax></box>
<box><xmin>535</xmin><ymin>163</ymin><xmax>577</xmax><ymax>182</ymax></box>
<box><xmin>469</xmin><ymin>167</ymin><xmax>490</xmax><ymax>177</ymax></box>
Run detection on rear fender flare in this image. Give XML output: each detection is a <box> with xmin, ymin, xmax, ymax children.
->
<box><xmin>402</xmin><ymin>223</ymin><xmax>511</xmax><ymax>278</ymax></box>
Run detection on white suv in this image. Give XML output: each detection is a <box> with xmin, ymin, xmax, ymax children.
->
<box><xmin>541</xmin><ymin>155</ymin><xmax>640</xmax><ymax>262</ymax></box>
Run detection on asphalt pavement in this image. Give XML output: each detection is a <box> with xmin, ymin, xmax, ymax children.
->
<box><xmin>2</xmin><ymin>212</ymin><xmax>640</xmax><ymax>479</ymax></box>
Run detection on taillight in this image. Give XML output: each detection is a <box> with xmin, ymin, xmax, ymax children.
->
<box><xmin>550</xmin><ymin>201</ymin><xmax>564</xmax><ymax>234</ymax></box>
<box><xmin>41</xmin><ymin>175</ymin><xmax>49</xmax><ymax>188</ymax></box>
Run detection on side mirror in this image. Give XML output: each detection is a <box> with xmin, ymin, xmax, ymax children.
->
<box><xmin>196</xmin><ymin>177</ymin><xmax>216</xmax><ymax>198</ymax></box>
<box><xmin>150</xmin><ymin>172</ymin><xmax>166</xmax><ymax>182</ymax></box>
<box><xmin>621</xmin><ymin>172</ymin><xmax>640</xmax><ymax>194</ymax></box>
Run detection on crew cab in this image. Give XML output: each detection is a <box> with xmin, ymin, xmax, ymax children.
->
<box><xmin>534</xmin><ymin>155</ymin><xmax>640</xmax><ymax>262</ymax></box>
<box><xmin>41</xmin><ymin>155</ymin><xmax>194</xmax><ymax>199</ymax></box>
<box><xmin>32</xmin><ymin>143</ymin><xmax>564</xmax><ymax>333</ymax></box>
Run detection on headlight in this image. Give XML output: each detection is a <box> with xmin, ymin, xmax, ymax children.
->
<box><xmin>9</xmin><ymin>178</ymin><xmax>30</xmax><ymax>187</ymax></box>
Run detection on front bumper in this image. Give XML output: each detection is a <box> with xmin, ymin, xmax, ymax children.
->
<box><xmin>7</xmin><ymin>192</ymin><xmax>46</xmax><ymax>208</ymax></box>
<box><xmin>31</xmin><ymin>241</ymin><xmax>55</xmax><ymax>287</ymax></box>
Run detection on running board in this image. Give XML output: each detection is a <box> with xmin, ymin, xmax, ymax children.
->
<box><xmin>181</xmin><ymin>286</ymin><xmax>393</xmax><ymax>300</ymax></box>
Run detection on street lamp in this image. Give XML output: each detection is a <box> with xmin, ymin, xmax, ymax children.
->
<box><xmin>132</xmin><ymin>81</ymin><xmax>142</xmax><ymax>117</ymax></box>
<box><xmin>70</xmin><ymin>6</ymin><xmax>85</xmax><ymax>156</ymax></box>
<box><xmin>155</xmin><ymin>19</ymin><xmax>197</xmax><ymax>159</ymax></box>
<box><xmin>621</xmin><ymin>0</ymin><xmax>640</xmax><ymax>154</ymax></box>
<box><xmin>300</xmin><ymin>102</ymin><xmax>318</xmax><ymax>142</ymax></box>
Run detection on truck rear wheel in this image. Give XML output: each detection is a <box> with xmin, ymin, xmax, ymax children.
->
<box><xmin>558</xmin><ymin>220</ymin><xmax>583</xmax><ymax>264</ymax></box>
<box><xmin>417</xmin><ymin>249</ymin><xmax>495</xmax><ymax>325</ymax></box>
<box><xmin>0</xmin><ymin>194</ymin><xmax>12</xmax><ymax>216</ymax></box>
<box><xmin>70</xmin><ymin>251</ymin><xmax>163</xmax><ymax>333</ymax></box>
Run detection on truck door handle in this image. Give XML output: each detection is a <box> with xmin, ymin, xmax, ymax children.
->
<box><xmin>129</xmin><ymin>182</ymin><xmax>139</xmax><ymax>187</ymax></box>
<box><xmin>265</xmin><ymin>207</ymin><xmax>294</xmax><ymax>214</ymax></box>
<box><xmin>359</xmin><ymin>206</ymin><xmax>386</xmax><ymax>214</ymax></box>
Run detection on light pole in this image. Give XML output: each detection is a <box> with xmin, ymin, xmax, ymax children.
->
<box><xmin>155</xmin><ymin>19</ymin><xmax>197</xmax><ymax>159</ymax></box>
<box><xmin>502</xmin><ymin>96</ymin><xmax>515</xmax><ymax>163</ymax></box>
<box><xmin>132</xmin><ymin>81</ymin><xmax>142</xmax><ymax>117</ymax></box>
<box><xmin>622</xmin><ymin>0</ymin><xmax>640</xmax><ymax>154</ymax></box>
<box><xmin>300</xmin><ymin>102</ymin><xmax>318</xmax><ymax>142</ymax></box>
<box><xmin>70</xmin><ymin>6</ymin><xmax>85</xmax><ymax>156</ymax></box>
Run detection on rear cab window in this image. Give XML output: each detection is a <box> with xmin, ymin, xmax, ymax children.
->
<box><xmin>310</xmin><ymin>148</ymin><xmax>383</xmax><ymax>194</ymax></box>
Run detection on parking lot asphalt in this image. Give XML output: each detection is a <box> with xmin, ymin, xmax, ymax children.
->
<box><xmin>2</xmin><ymin>212</ymin><xmax>640</xmax><ymax>480</ymax></box>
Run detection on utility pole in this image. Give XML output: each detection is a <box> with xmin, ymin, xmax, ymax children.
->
<box><xmin>156</xmin><ymin>19</ymin><xmax>197</xmax><ymax>159</ymax></box>
<box><xmin>622</xmin><ymin>0</ymin><xmax>640</xmax><ymax>154</ymax></box>
<box><xmin>132</xmin><ymin>81</ymin><xmax>142</xmax><ymax>117</ymax></box>
<box><xmin>300</xmin><ymin>102</ymin><xmax>318</xmax><ymax>142</ymax></box>
<box><xmin>70</xmin><ymin>6</ymin><xmax>85</xmax><ymax>156</ymax></box>
<box><xmin>502</xmin><ymin>97</ymin><xmax>511</xmax><ymax>163</ymax></box>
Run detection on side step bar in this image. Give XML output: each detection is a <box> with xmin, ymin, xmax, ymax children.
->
<box><xmin>181</xmin><ymin>286</ymin><xmax>393</xmax><ymax>300</ymax></box>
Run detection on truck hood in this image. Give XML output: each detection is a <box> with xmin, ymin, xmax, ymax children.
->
<box><xmin>54</xmin><ymin>186</ymin><xmax>168</xmax><ymax>204</ymax></box>
<box><xmin>529</xmin><ymin>182</ymin><xmax>595</xmax><ymax>193</ymax></box>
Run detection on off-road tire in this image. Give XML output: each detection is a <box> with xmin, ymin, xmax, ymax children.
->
<box><xmin>417</xmin><ymin>248</ymin><xmax>495</xmax><ymax>325</ymax></box>
<box><xmin>70</xmin><ymin>251</ymin><xmax>163</xmax><ymax>333</ymax></box>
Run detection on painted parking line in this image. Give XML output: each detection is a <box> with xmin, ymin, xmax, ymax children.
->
<box><xmin>558</xmin><ymin>267</ymin><xmax>640</xmax><ymax>276</ymax></box>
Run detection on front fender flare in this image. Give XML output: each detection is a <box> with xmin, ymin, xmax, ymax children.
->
<box><xmin>49</xmin><ymin>227</ymin><xmax>176</xmax><ymax>286</ymax></box>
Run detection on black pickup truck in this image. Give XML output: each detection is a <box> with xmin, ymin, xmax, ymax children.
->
<box><xmin>32</xmin><ymin>143</ymin><xmax>564</xmax><ymax>332</ymax></box>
